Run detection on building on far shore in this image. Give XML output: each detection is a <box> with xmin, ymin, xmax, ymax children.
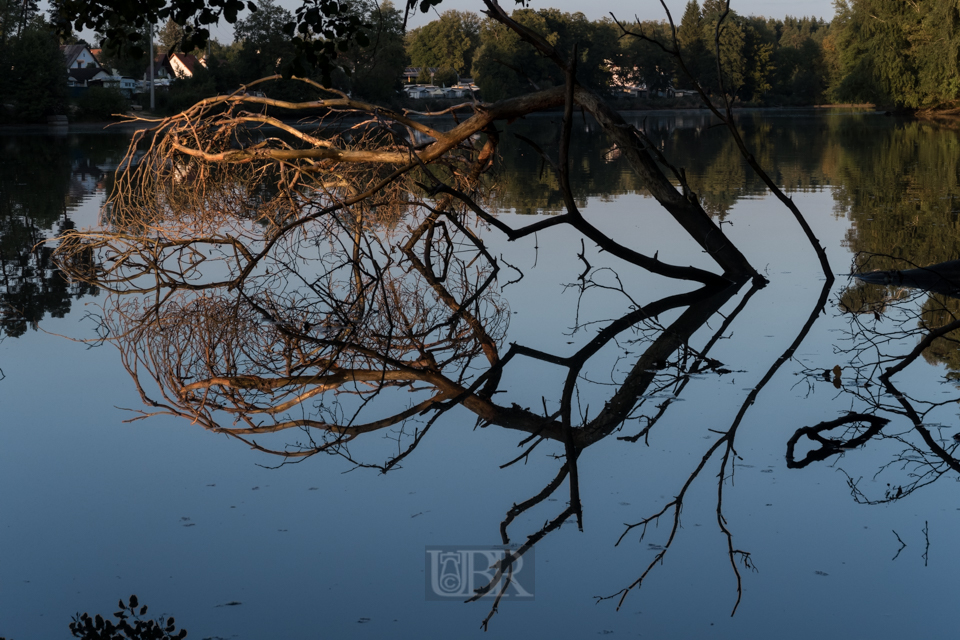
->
<box><xmin>403</xmin><ymin>83</ymin><xmax>479</xmax><ymax>100</ymax></box>
<box><xmin>144</xmin><ymin>52</ymin><xmax>206</xmax><ymax>82</ymax></box>
<box><xmin>61</xmin><ymin>44</ymin><xmax>139</xmax><ymax>97</ymax></box>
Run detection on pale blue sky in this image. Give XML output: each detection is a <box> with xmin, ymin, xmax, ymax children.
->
<box><xmin>232</xmin><ymin>0</ymin><xmax>837</xmax><ymax>42</ymax></box>
<box><xmin>60</xmin><ymin>0</ymin><xmax>837</xmax><ymax>45</ymax></box>
<box><xmin>405</xmin><ymin>0</ymin><xmax>836</xmax><ymax>29</ymax></box>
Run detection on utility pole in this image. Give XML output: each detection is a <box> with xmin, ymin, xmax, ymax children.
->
<box><xmin>149</xmin><ymin>23</ymin><xmax>155</xmax><ymax>110</ymax></box>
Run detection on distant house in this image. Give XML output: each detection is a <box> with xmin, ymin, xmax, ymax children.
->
<box><xmin>62</xmin><ymin>44</ymin><xmax>139</xmax><ymax>96</ymax></box>
<box><xmin>449</xmin><ymin>84</ymin><xmax>480</xmax><ymax>98</ymax></box>
<box><xmin>169</xmin><ymin>52</ymin><xmax>205</xmax><ymax>78</ymax></box>
<box><xmin>145</xmin><ymin>53</ymin><xmax>206</xmax><ymax>81</ymax></box>
<box><xmin>62</xmin><ymin>44</ymin><xmax>100</xmax><ymax>71</ymax></box>
<box><xmin>621</xmin><ymin>86</ymin><xmax>648</xmax><ymax>99</ymax></box>
<box><xmin>403</xmin><ymin>85</ymin><xmax>431</xmax><ymax>99</ymax></box>
<box><xmin>102</xmin><ymin>76</ymin><xmax>139</xmax><ymax>96</ymax></box>
<box><xmin>66</xmin><ymin>66</ymin><xmax>112</xmax><ymax>89</ymax></box>
<box><xmin>403</xmin><ymin>66</ymin><xmax>439</xmax><ymax>83</ymax></box>
<box><xmin>615</xmin><ymin>84</ymin><xmax>691</xmax><ymax>99</ymax></box>
<box><xmin>61</xmin><ymin>44</ymin><xmax>113</xmax><ymax>93</ymax></box>
<box><xmin>403</xmin><ymin>83</ymin><xmax>479</xmax><ymax>100</ymax></box>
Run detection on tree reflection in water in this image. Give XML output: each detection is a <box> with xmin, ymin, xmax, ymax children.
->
<box><xmin>52</xmin><ymin>66</ymin><xmax>841</xmax><ymax>625</ymax></box>
<box><xmin>0</xmin><ymin>135</ymin><xmax>110</xmax><ymax>338</ymax></box>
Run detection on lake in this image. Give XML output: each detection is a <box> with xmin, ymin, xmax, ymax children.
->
<box><xmin>2</xmin><ymin>109</ymin><xmax>959</xmax><ymax>639</ymax></box>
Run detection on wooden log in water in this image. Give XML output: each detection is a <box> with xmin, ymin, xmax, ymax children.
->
<box><xmin>855</xmin><ymin>258</ymin><xmax>960</xmax><ymax>297</ymax></box>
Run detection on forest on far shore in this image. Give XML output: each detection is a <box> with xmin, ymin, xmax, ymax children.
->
<box><xmin>2</xmin><ymin>0</ymin><xmax>960</xmax><ymax>122</ymax></box>
<box><xmin>408</xmin><ymin>0</ymin><xmax>960</xmax><ymax>110</ymax></box>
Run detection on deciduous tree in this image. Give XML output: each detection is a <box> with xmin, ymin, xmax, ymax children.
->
<box><xmin>0</xmin><ymin>17</ymin><xmax>67</xmax><ymax>122</ymax></box>
<box><xmin>338</xmin><ymin>0</ymin><xmax>408</xmax><ymax>101</ymax></box>
<box><xmin>406</xmin><ymin>9</ymin><xmax>480</xmax><ymax>76</ymax></box>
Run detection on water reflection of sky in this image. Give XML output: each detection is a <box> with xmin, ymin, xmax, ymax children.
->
<box><xmin>2</xmin><ymin>115</ymin><xmax>960</xmax><ymax>640</ymax></box>
<box><xmin>66</xmin><ymin>140</ymin><xmax>128</xmax><ymax>228</ymax></box>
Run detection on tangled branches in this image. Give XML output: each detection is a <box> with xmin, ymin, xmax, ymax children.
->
<box><xmin>793</xmin><ymin>254</ymin><xmax>960</xmax><ymax>504</ymax></box>
<box><xmin>48</xmin><ymin>30</ymin><xmax>812</xmax><ymax>622</ymax></box>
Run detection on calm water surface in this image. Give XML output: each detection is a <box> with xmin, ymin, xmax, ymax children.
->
<box><xmin>2</xmin><ymin>111</ymin><xmax>959</xmax><ymax>638</ymax></box>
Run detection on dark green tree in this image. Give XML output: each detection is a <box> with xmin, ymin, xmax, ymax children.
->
<box><xmin>94</xmin><ymin>18</ymin><xmax>153</xmax><ymax>77</ymax></box>
<box><xmin>406</xmin><ymin>9</ymin><xmax>480</xmax><ymax>76</ymax></box>
<box><xmin>0</xmin><ymin>0</ymin><xmax>39</xmax><ymax>43</ymax></box>
<box><xmin>739</xmin><ymin>21</ymin><xmax>773</xmax><ymax>102</ymax></box>
<box><xmin>828</xmin><ymin>0</ymin><xmax>960</xmax><ymax>109</ymax></box>
<box><xmin>540</xmin><ymin>8</ymin><xmax>617</xmax><ymax>90</ymax></box>
<box><xmin>472</xmin><ymin>10</ymin><xmax>555</xmax><ymax>101</ymax></box>
<box><xmin>340</xmin><ymin>0</ymin><xmax>408</xmax><ymax>101</ymax></box>
<box><xmin>231</xmin><ymin>0</ymin><xmax>308</xmax><ymax>99</ymax></box>
<box><xmin>157</xmin><ymin>17</ymin><xmax>185</xmax><ymax>53</ymax></box>
<box><xmin>0</xmin><ymin>17</ymin><xmax>68</xmax><ymax>122</ymax></box>
<box><xmin>611</xmin><ymin>20</ymin><xmax>677</xmax><ymax>93</ymax></box>
<box><xmin>473</xmin><ymin>8</ymin><xmax>616</xmax><ymax>101</ymax></box>
<box><xmin>676</xmin><ymin>1</ymin><xmax>710</xmax><ymax>90</ymax></box>
<box><xmin>698</xmin><ymin>0</ymin><xmax>746</xmax><ymax>96</ymax></box>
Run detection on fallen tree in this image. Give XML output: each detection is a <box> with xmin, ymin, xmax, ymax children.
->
<box><xmin>52</xmin><ymin>0</ymin><xmax>838</xmax><ymax>628</ymax></box>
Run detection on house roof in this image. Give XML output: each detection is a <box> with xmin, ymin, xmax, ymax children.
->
<box><xmin>404</xmin><ymin>66</ymin><xmax>439</xmax><ymax>77</ymax></box>
<box><xmin>145</xmin><ymin>53</ymin><xmax>168</xmax><ymax>78</ymax></box>
<box><xmin>170</xmin><ymin>53</ymin><xmax>202</xmax><ymax>76</ymax></box>
<box><xmin>68</xmin><ymin>67</ymin><xmax>110</xmax><ymax>82</ymax></box>
<box><xmin>145</xmin><ymin>52</ymin><xmax>204</xmax><ymax>79</ymax></box>
<box><xmin>61</xmin><ymin>44</ymin><xmax>90</xmax><ymax>69</ymax></box>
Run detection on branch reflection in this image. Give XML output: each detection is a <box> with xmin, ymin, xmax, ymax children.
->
<box><xmin>795</xmin><ymin>256</ymin><xmax>960</xmax><ymax>504</ymax></box>
<box><xmin>52</xmin><ymin>81</ymin><xmax>830</xmax><ymax>628</ymax></box>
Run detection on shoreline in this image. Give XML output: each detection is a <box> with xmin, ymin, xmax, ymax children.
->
<box><xmin>0</xmin><ymin>103</ymin><xmax>881</xmax><ymax>133</ymax></box>
<box><xmin>0</xmin><ymin>120</ymin><xmax>158</xmax><ymax>133</ymax></box>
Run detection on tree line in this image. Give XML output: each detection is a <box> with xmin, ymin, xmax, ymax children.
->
<box><xmin>98</xmin><ymin>0</ymin><xmax>407</xmax><ymax>111</ymax></box>
<box><xmin>406</xmin><ymin>0</ymin><xmax>960</xmax><ymax>110</ymax></box>
<box><xmin>407</xmin><ymin>1</ymin><xmax>838</xmax><ymax>105</ymax></box>
<box><xmin>0</xmin><ymin>0</ymin><xmax>407</xmax><ymax>121</ymax></box>
<box><xmin>830</xmin><ymin>0</ymin><xmax>960</xmax><ymax>110</ymax></box>
<box><xmin>3</xmin><ymin>0</ymin><xmax>960</xmax><ymax>122</ymax></box>
<box><xmin>0</xmin><ymin>0</ymin><xmax>68</xmax><ymax>121</ymax></box>
<box><xmin>154</xmin><ymin>0</ymin><xmax>843</xmax><ymax>108</ymax></box>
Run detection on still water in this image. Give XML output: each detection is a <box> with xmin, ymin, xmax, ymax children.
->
<box><xmin>2</xmin><ymin>111</ymin><xmax>959</xmax><ymax>639</ymax></box>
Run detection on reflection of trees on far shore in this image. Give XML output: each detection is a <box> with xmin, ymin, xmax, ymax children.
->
<box><xmin>920</xmin><ymin>295</ymin><xmax>960</xmax><ymax>375</ymax></box>
<box><xmin>492</xmin><ymin>110</ymin><xmax>859</xmax><ymax>219</ymax></box>
<box><xmin>814</xmin><ymin>118</ymin><xmax>960</xmax><ymax>479</ymax></box>
<box><xmin>838</xmin><ymin>120</ymin><xmax>960</xmax><ymax>274</ymax></box>
<box><xmin>0</xmin><ymin>135</ymin><xmax>126</xmax><ymax>337</ymax></box>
